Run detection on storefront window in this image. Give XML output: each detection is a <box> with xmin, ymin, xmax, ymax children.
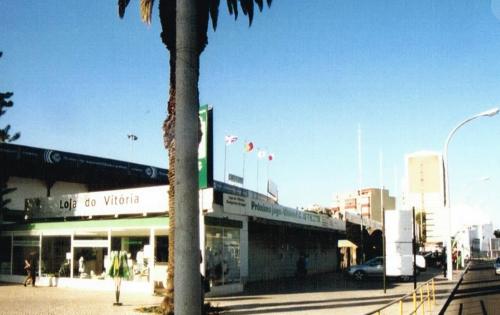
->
<box><xmin>205</xmin><ymin>226</ymin><xmax>241</xmax><ymax>286</ymax></box>
<box><xmin>111</xmin><ymin>236</ymin><xmax>149</xmax><ymax>281</ymax></box>
<box><xmin>12</xmin><ymin>236</ymin><xmax>39</xmax><ymax>276</ymax></box>
<box><xmin>41</xmin><ymin>236</ymin><xmax>71</xmax><ymax>277</ymax></box>
<box><xmin>0</xmin><ymin>237</ymin><xmax>11</xmax><ymax>274</ymax></box>
<box><xmin>155</xmin><ymin>236</ymin><xmax>168</xmax><ymax>263</ymax></box>
<box><xmin>73</xmin><ymin>247</ymin><xmax>108</xmax><ymax>279</ymax></box>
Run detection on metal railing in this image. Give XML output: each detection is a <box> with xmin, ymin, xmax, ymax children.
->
<box><xmin>366</xmin><ymin>278</ymin><xmax>437</xmax><ymax>315</ymax></box>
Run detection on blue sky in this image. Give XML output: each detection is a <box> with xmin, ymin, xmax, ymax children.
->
<box><xmin>2</xmin><ymin>1</ymin><xmax>500</xmax><ymax>227</ymax></box>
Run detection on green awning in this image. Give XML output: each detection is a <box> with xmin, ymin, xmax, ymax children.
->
<box><xmin>1</xmin><ymin>216</ymin><xmax>168</xmax><ymax>232</ymax></box>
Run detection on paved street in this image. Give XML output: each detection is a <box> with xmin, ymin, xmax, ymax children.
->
<box><xmin>441</xmin><ymin>260</ymin><xmax>500</xmax><ymax>314</ymax></box>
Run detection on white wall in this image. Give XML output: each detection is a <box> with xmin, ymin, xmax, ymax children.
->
<box><xmin>50</xmin><ymin>181</ymin><xmax>88</xmax><ymax>197</ymax></box>
<box><xmin>7</xmin><ymin>177</ymin><xmax>46</xmax><ymax>211</ymax></box>
<box><xmin>6</xmin><ymin>177</ymin><xmax>88</xmax><ymax>212</ymax></box>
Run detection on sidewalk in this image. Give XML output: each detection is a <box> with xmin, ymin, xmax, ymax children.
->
<box><xmin>0</xmin><ymin>269</ymin><xmax>462</xmax><ymax>315</ymax></box>
<box><xmin>0</xmin><ymin>282</ymin><xmax>164</xmax><ymax>315</ymax></box>
<box><xmin>207</xmin><ymin>269</ymin><xmax>462</xmax><ymax>314</ymax></box>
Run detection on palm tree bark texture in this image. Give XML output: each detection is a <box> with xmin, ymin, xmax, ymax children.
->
<box><xmin>118</xmin><ymin>1</ymin><xmax>272</xmax><ymax>314</ymax></box>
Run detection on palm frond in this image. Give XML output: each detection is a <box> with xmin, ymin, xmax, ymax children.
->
<box><xmin>118</xmin><ymin>0</ymin><xmax>130</xmax><ymax>18</ymax></box>
<box><xmin>227</xmin><ymin>0</ymin><xmax>238</xmax><ymax>20</ymax></box>
<box><xmin>209</xmin><ymin>0</ymin><xmax>221</xmax><ymax>30</ymax></box>
<box><xmin>0</xmin><ymin>92</ymin><xmax>14</xmax><ymax>108</ymax></box>
<box><xmin>0</xmin><ymin>198</ymin><xmax>12</xmax><ymax>210</ymax></box>
<box><xmin>1</xmin><ymin>187</ymin><xmax>16</xmax><ymax>195</ymax></box>
<box><xmin>221</xmin><ymin>0</ymin><xmax>271</xmax><ymax>27</ymax></box>
<box><xmin>255</xmin><ymin>0</ymin><xmax>263</xmax><ymax>11</ymax></box>
<box><xmin>2</xmin><ymin>125</ymin><xmax>10</xmax><ymax>136</ymax></box>
<box><xmin>240</xmin><ymin>0</ymin><xmax>254</xmax><ymax>26</ymax></box>
<box><xmin>9</xmin><ymin>132</ymin><xmax>20</xmax><ymax>143</ymax></box>
<box><xmin>140</xmin><ymin>0</ymin><xmax>155</xmax><ymax>25</ymax></box>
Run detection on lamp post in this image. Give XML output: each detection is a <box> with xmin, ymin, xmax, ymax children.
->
<box><xmin>443</xmin><ymin>107</ymin><xmax>499</xmax><ymax>280</ymax></box>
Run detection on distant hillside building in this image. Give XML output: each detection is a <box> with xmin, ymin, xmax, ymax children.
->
<box><xmin>333</xmin><ymin>188</ymin><xmax>396</xmax><ymax>223</ymax></box>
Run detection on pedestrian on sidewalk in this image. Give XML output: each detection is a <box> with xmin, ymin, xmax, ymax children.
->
<box><xmin>23</xmin><ymin>252</ymin><xmax>37</xmax><ymax>287</ymax></box>
<box><xmin>442</xmin><ymin>247</ymin><xmax>447</xmax><ymax>278</ymax></box>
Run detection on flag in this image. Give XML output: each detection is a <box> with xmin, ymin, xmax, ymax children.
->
<box><xmin>268</xmin><ymin>153</ymin><xmax>274</xmax><ymax>161</ymax></box>
<box><xmin>257</xmin><ymin>149</ymin><xmax>266</xmax><ymax>159</ymax></box>
<box><xmin>245</xmin><ymin>141</ymin><xmax>254</xmax><ymax>152</ymax></box>
<box><xmin>224</xmin><ymin>135</ymin><xmax>238</xmax><ymax>145</ymax></box>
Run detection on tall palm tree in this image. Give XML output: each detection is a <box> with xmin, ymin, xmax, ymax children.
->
<box><xmin>118</xmin><ymin>1</ymin><xmax>271</xmax><ymax>314</ymax></box>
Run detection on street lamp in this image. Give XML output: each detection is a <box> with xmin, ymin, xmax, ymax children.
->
<box><xmin>443</xmin><ymin>107</ymin><xmax>499</xmax><ymax>280</ymax></box>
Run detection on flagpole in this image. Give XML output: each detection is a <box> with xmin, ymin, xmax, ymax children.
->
<box><xmin>380</xmin><ymin>149</ymin><xmax>386</xmax><ymax>293</ymax></box>
<box><xmin>266</xmin><ymin>156</ymin><xmax>270</xmax><ymax>197</ymax></box>
<box><xmin>257</xmin><ymin>156</ymin><xmax>260</xmax><ymax>193</ymax></box>
<box><xmin>224</xmin><ymin>142</ymin><xmax>227</xmax><ymax>183</ymax></box>
<box><xmin>358</xmin><ymin>124</ymin><xmax>364</xmax><ymax>263</ymax></box>
<box><xmin>242</xmin><ymin>148</ymin><xmax>246</xmax><ymax>188</ymax></box>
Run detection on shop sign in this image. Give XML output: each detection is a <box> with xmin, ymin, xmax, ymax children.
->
<box><xmin>228</xmin><ymin>173</ymin><xmax>244</xmax><ymax>185</ymax></box>
<box><xmin>198</xmin><ymin>105</ymin><xmax>214</xmax><ymax>189</ymax></box>
<box><xmin>223</xmin><ymin>194</ymin><xmax>345</xmax><ymax>231</ymax></box>
<box><xmin>267</xmin><ymin>180</ymin><xmax>278</xmax><ymax>200</ymax></box>
<box><xmin>26</xmin><ymin>185</ymin><xmax>214</xmax><ymax>219</ymax></box>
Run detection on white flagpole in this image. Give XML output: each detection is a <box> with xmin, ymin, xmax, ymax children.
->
<box><xmin>358</xmin><ymin>124</ymin><xmax>364</xmax><ymax>263</ymax></box>
<box><xmin>379</xmin><ymin>150</ymin><xmax>384</xmax><ymax>211</ymax></box>
<box><xmin>266</xmin><ymin>155</ymin><xmax>270</xmax><ymax>197</ymax></box>
<box><xmin>257</xmin><ymin>155</ymin><xmax>260</xmax><ymax>193</ymax></box>
<box><xmin>242</xmin><ymin>146</ymin><xmax>246</xmax><ymax>188</ymax></box>
<box><xmin>358</xmin><ymin>124</ymin><xmax>363</xmax><ymax>189</ymax></box>
<box><xmin>224</xmin><ymin>142</ymin><xmax>228</xmax><ymax>183</ymax></box>
<box><xmin>393</xmin><ymin>165</ymin><xmax>398</xmax><ymax>208</ymax></box>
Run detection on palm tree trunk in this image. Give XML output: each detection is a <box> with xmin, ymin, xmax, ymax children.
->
<box><xmin>174</xmin><ymin>0</ymin><xmax>202</xmax><ymax>313</ymax></box>
<box><xmin>161</xmin><ymin>53</ymin><xmax>176</xmax><ymax>315</ymax></box>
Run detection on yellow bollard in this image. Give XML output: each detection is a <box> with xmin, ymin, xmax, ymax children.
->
<box><xmin>399</xmin><ymin>300</ymin><xmax>403</xmax><ymax>315</ymax></box>
<box><xmin>432</xmin><ymin>278</ymin><xmax>436</xmax><ymax>304</ymax></box>
<box><xmin>413</xmin><ymin>291</ymin><xmax>417</xmax><ymax>313</ymax></box>
<box><xmin>427</xmin><ymin>282</ymin><xmax>431</xmax><ymax>309</ymax></box>
<box><xmin>420</xmin><ymin>287</ymin><xmax>425</xmax><ymax>315</ymax></box>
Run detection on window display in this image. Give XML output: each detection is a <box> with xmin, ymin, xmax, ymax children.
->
<box><xmin>41</xmin><ymin>236</ymin><xmax>71</xmax><ymax>277</ymax></box>
<box><xmin>73</xmin><ymin>247</ymin><xmax>108</xmax><ymax>279</ymax></box>
<box><xmin>0</xmin><ymin>237</ymin><xmax>11</xmax><ymax>274</ymax></box>
<box><xmin>155</xmin><ymin>236</ymin><xmax>168</xmax><ymax>263</ymax></box>
<box><xmin>111</xmin><ymin>236</ymin><xmax>150</xmax><ymax>281</ymax></box>
<box><xmin>12</xmin><ymin>236</ymin><xmax>39</xmax><ymax>276</ymax></box>
<box><xmin>205</xmin><ymin>226</ymin><xmax>240</xmax><ymax>286</ymax></box>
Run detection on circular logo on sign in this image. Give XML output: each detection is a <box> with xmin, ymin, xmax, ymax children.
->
<box><xmin>145</xmin><ymin>167</ymin><xmax>157</xmax><ymax>179</ymax></box>
<box><xmin>44</xmin><ymin>150</ymin><xmax>62</xmax><ymax>164</ymax></box>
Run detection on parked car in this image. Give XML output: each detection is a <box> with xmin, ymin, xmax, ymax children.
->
<box><xmin>494</xmin><ymin>257</ymin><xmax>500</xmax><ymax>275</ymax></box>
<box><xmin>347</xmin><ymin>255</ymin><xmax>426</xmax><ymax>281</ymax></box>
<box><xmin>347</xmin><ymin>257</ymin><xmax>383</xmax><ymax>280</ymax></box>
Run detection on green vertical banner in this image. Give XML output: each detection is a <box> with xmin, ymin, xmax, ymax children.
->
<box><xmin>198</xmin><ymin>105</ymin><xmax>213</xmax><ymax>188</ymax></box>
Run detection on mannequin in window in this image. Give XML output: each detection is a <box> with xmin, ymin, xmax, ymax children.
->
<box><xmin>78</xmin><ymin>256</ymin><xmax>86</xmax><ymax>277</ymax></box>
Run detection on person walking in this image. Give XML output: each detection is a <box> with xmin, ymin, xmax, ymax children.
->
<box><xmin>23</xmin><ymin>252</ymin><xmax>37</xmax><ymax>287</ymax></box>
<box><xmin>442</xmin><ymin>248</ymin><xmax>447</xmax><ymax>278</ymax></box>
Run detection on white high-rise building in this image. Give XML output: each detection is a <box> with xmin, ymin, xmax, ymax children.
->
<box><xmin>402</xmin><ymin>151</ymin><xmax>445</xmax><ymax>245</ymax></box>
